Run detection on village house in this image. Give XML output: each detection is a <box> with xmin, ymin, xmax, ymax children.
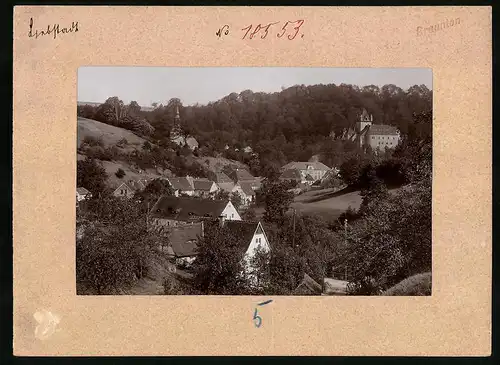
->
<box><xmin>204</xmin><ymin>219</ymin><xmax>271</xmax><ymax>280</ymax></box>
<box><xmin>207</xmin><ymin>171</ymin><xmax>233</xmax><ymax>184</ymax></box>
<box><xmin>167</xmin><ymin>176</ymin><xmax>195</xmax><ymax>197</ymax></box>
<box><xmin>148</xmin><ymin>196</ymin><xmax>242</xmax><ymax>229</ymax></box>
<box><xmin>344</xmin><ymin>108</ymin><xmax>401</xmax><ymax>150</ymax></box>
<box><xmin>280</xmin><ymin>161</ymin><xmax>331</xmax><ymax>183</ymax></box>
<box><xmin>193</xmin><ymin>179</ymin><xmax>219</xmax><ymax>198</ymax></box>
<box><xmin>76</xmin><ymin>187</ymin><xmax>92</xmax><ymax>202</ymax></box>
<box><xmin>227</xmin><ymin>167</ymin><xmax>256</xmax><ymax>183</ymax></box>
<box><xmin>161</xmin><ymin>223</ymin><xmax>203</xmax><ymax>266</ymax></box>
<box><xmin>112</xmin><ymin>182</ymin><xmax>136</xmax><ymax>199</ymax></box>
<box><xmin>158</xmin><ymin>217</ymin><xmax>271</xmax><ymax>271</ymax></box>
<box><xmin>238</xmin><ymin>181</ymin><xmax>257</xmax><ymax>206</ymax></box>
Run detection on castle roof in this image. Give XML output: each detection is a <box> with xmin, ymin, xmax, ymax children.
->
<box><xmin>368</xmin><ymin>124</ymin><xmax>400</xmax><ymax>136</ymax></box>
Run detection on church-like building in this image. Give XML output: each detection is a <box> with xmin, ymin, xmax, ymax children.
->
<box><xmin>343</xmin><ymin>109</ymin><xmax>401</xmax><ymax>150</ymax></box>
<box><xmin>170</xmin><ymin>106</ymin><xmax>199</xmax><ymax>151</ymax></box>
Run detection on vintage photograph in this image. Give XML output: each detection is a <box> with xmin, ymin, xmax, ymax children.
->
<box><xmin>76</xmin><ymin>67</ymin><xmax>432</xmax><ymax>296</ymax></box>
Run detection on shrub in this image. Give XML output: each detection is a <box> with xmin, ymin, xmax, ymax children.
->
<box><xmin>82</xmin><ymin>135</ymin><xmax>104</xmax><ymax>148</ymax></box>
<box><xmin>115</xmin><ymin>168</ymin><xmax>126</xmax><ymax>178</ymax></box>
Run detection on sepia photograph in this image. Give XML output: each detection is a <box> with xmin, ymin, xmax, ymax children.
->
<box><xmin>76</xmin><ymin>67</ymin><xmax>432</xmax><ymax>296</ymax></box>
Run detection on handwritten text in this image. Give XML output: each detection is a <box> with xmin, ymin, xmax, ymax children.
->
<box><xmin>28</xmin><ymin>17</ymin><xmax>79</xmax><ymax>40</ymax></box>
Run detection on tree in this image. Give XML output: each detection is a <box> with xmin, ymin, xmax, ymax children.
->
<box><xmin>77</xmin><ymin>157</ymin><xmax>108</xmax><ymax>196</ymax></box>
<box><xmin>115</xmin><ymin>168</ymin><xmax>126</xmax><ymax>179</ymax></box>
<box><xmin>230</xmin><ymin>191</ymin><xmax>243</xmax><ymax>210</ymax></box>
<box><xmin>261</xmin><ymin>181</ymin><xmax>294</xmax><ymax>224</ymax></box>
<box><xmin>191</xmin><ymin>222</ymin><xmax>251</xmax><ymax>294</ymax></box>
<box><xmin>214</xmin><ymin>190</ymin><xmax>230</xmax><ymax>201</ymax></box>
<box><xmin>135</xmin><ymin>178</ymin><xmax>174</xmax><ymax>207</ymax></box>
<box><xmin>242</xmin><ymin>208</ymin><xmax>257</xmax><ymax>221</ymax></box>
<box><xmin>76</xmin><ymin>209</ymin><xmax>158</xmax><ymax>294</ymax></box>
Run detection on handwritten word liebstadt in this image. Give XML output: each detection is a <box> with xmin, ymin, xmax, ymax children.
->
<box><xmin>28</xmin><ymin>17</ymin><xmax>79</xmax><ymax>40</ymax></box>
<box><xmin>417</xmin><ymin>17</ymin><xmax>461</xmax><ymax>36</ymax></box>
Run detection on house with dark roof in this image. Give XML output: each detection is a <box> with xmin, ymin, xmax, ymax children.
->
<box><xmin>344</xmin><ymin>108</ymin><xmax>401</xmax><ymax>150</ymax></box>
<box><xmin>167</xmin><ymin>176</ymin><xmax>195</xmax><ymax>196</ymax></box>
<box><xmin>149</xmin><ymin>196</ymin><xmax>241</xmax><ymax>228</ymax></box>
<box><xmin>193</xmin><ymin>179</ymin><xmax>219</xmax><ymax>198</ymax></box>
<box><xmin>293</xmin><ymin>273</ymin><xmax>323</xmax><ymax>295</ymax></box>
<box><xmin>203</xmin><ymin>219</ymin><xmax>271</xmax><ymax>277</ymax></box>
<box><xmin>207</xmin><ymin>171</ymin><xmax>233</xmax><ymax>184</ymax></box>
<box><xmin>162</xmin><ymin>223</ymin><xmax>203</xmax><ymax>266</ymax></box>
<box><xmin>237</xmin><ymin>181</ymin><xmax>256</xmax><ymax>206</ymax></box>
<box><xmin>281</xmin><ymin>161</ymin><xmax>331</xmax><ymax>183</ymax></box>
<box><xmin>228</xmin><ymin>168</ymin><xmax>256</xmax><ymax>183</ymax></box>
<box><xmin>76</xmin><ymin>187</ymin><xmax>92</xmax><ymax>202</ymax></box>
<box><xmin>279</xmin><ymin>168</ymin><xmax>303</xmax><ymax>184</ymax></box>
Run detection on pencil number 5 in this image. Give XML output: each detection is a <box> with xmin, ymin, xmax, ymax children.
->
<box><xmin>253</xmin><ymin>308</ymin><xmax>262</xmax><ymax>328</ymax></box>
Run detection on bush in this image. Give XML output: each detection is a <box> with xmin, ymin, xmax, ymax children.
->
<box><xmin>82</xmin><ymin>135</ymin><xmax>104</xmax><ymax>148</ymax></box>
<box><xmin>115</xmin><ymin>168</ymin><xmax>126</xmax><ymax>178</ymax></box>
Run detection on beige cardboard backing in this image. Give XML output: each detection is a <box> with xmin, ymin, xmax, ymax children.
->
<box><xmin>13</xmin><ymin>6</ymin><xmax>492</xmax><ymax>356</ymax></box>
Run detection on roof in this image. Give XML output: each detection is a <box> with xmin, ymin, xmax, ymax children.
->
<box><xmin>113</xmin><ymin>182</ymin><xmax>134</xmax><ymax>193</ymax></box>
<box><xmin>281</xmin><ymin>161</ymin><xmax>330</xmax><ymax>171</ymax></box>
<box><xmin>293</xmin><ymin>273</ymin><xmax>322</xmax><ymax>295</ymax></box>
<box><xmin>368</xmin><ymin>124</ymin><xmax>400</xmax><ymax>136</ymax></box>
<box><xmin>279</xmin><ymin>169</ymin><xmax>303</xmax><ymax>181</ymax></box>
<box><xmin>76</xmin><ymin>187</ymin><xmax>90</xmax><ymax>195</ymax></box>
<box><xmin>150</xmin><ymin>196</ymin><xmax>229</xmax><ymax>221</ymax></box>
<box><xmin>228</xmin><ymin>168</ymin><xmax>255</xmax><ymax>182</ymax></box>
<box><xmin>216</xmin><ymin>182</ymin><xmax>236</xmax><ymax>193</ymax></box>
<box><xmin>167</xmin><ymin>177</ymin><xmax>194</xmax><ymax>191</ymax></box>
<box><xmin>208</xmin><ymin>171</ymin><xmax>233</xmax><ymax>183</ymax></box>
<box><xmin>323</xmin><ymin>278</ymin><xmax>348</xmax><ymax>295</ymax></box>
<box><xmin>193</xmin><ymin>179</ymin><xmax>215</xmax><ymax>191</ymax></box>
<box><xmin>239</xmin><ymin>181</ymin><xmax>256</xmax><ymax>196</ymax></box>
<box><xmin>168</xmin><ymin>223</ymin><xmax>203</xmax><ymax>257</ymax></box>
<box><xmin>204</xmin><ymin>220</ymin><xmax>261</xmax><ymax>256</ymax></box>
<box><xmin>127</xmin><ymin>179</ymin><xmax>148</xmax><ymax>191</ymax></box>
<box><xmin>360</xmin><ymin>108</ymin><xmax>370</xmax><ymax>119</ymax></box>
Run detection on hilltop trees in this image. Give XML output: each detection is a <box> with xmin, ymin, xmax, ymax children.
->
<box><xmin>77</xmin><ymin>157</ymin><xmax>108</xmax><ymax>196</ymax></box>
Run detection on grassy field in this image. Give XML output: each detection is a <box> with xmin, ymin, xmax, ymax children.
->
<box><xmin>77</xmin><ymin>117</ymin><xmax>146</xmax><ymax>151</ymax></box>
<box><xmin>254</xmin><ymin>187</ymin><xmax>363</xmax><ymax>222</ymax></box>
<box><xmin>382</xmin><ymin>272</ymin><xmax>432</xmax><ymax>296</ymax></box>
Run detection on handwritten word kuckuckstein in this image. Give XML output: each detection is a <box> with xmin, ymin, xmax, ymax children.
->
<box><xmin>28</xmin><ymin>17</ymin><xmax>79</xmax><ymax>40</ymax></box>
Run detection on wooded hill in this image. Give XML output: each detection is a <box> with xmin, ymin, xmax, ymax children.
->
<box><xmin>78</xmin><ymin>83</ymin><xmax>432</xmax><ymax>178</ymax></box>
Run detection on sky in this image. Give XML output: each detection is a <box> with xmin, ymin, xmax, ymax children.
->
<box><xmin>78</xmin><ymin>67</ymin><xmax>432</xmax><ymax>107</ymax></box>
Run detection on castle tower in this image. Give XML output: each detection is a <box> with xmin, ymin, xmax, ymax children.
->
<box><xmin>356</xmin><ymin>108</ymin><xmax>373</xmax><ymax>133</ymax></box>
<box><xmin>174</xmin><ymin>105</ymin><xmax>180</xmax><ymax>123</ymax></box>
<box><xmin>170</xmin><ymin>105</ymin><xmax>183</xmax><ymax>142</ymax></box>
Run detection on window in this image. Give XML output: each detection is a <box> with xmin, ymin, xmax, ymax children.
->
<box><xmin>256</xmin><ymin>237</ymin><xmax>261</xmax><ymax>244</ymax></box>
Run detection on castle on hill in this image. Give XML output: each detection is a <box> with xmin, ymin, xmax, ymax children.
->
<box><xmin>343</xmin><ymin>108</ymin><xmax>401</xmax><ymax>150</ymax></box>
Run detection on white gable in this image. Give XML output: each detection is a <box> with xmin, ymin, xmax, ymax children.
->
<box><xmin>221</xmin><ymin>201</ymin><xmax>241</xmax><ymax>221</ymax></box>
<box><xmin>244</xmin><ymin>222</ymin><xmax>270</xmax><ymax>258</ymax></box>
